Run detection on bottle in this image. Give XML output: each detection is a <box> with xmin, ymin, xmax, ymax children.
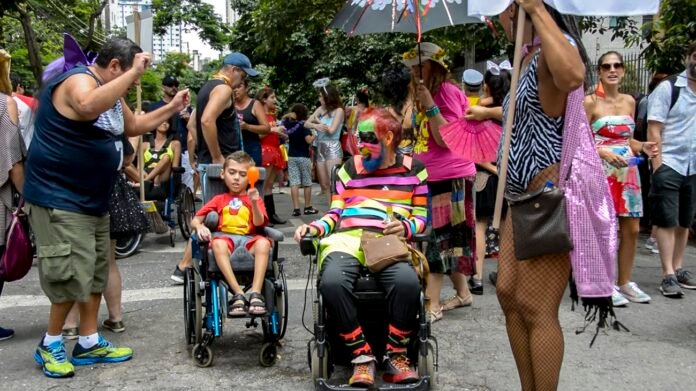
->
<box><xmin>627</xmin><ymin>156</ymin><xmax>645</xmax><ymax>166</ymax></box>
<box><xmin>384</xmin><ymin>205</ymin><xmax>393</xmax><ymax>224</ymax></box>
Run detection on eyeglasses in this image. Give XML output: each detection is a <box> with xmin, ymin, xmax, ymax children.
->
<box><xmin>600</xmin><ymin>62</ymin><xmax>624</xmax><ymax>71</ymax></box>
<box><xmin>358</xmin><ymin>131</ymin><xmax>379</xmax><ymax>145</ymax></box>
<box><xmin>164</xmin><ymin>83</ymin><xmax>179</xmax><ymax>88</ymax></box>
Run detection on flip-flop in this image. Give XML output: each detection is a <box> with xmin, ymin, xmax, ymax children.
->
<box><xmin>441</xmin><ymin>294</ymin><xmax>473</xmax><ymax>311</ymax></box>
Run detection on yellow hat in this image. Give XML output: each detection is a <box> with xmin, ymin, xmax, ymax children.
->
<box><xmin>402</xmin><ymin>42</ymin><xmax>448</xmax><ymax>71</ymax></box>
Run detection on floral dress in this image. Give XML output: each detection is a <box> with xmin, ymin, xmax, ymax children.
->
<box><xmin>592</xmin><ymin>115</ymin><xmax>642</xmax><ymax>217</ymax></box>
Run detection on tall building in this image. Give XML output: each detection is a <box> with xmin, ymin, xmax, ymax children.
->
<box><xmin>226</xmin><ymin>0</ymin><xmax>240</xmax><ymax>25</ymax></box>
<box><xmin>103</xmin><ymin>0</ymin><xmax>182</xmax><ymax>63</ymax></box>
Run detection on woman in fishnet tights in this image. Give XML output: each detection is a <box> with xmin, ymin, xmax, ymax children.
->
<box><xmin>495</xmin><ymin>1</ymin><xmax>586</xmax><ymax>389</ymax></box>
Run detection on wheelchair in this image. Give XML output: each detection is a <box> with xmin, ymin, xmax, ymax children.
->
<box><xmin>115</xmin><ymin>166</ymin><xmax>196</xmax><ymax>258</ymax></box>
<box><xmin>182</xmin><ymin>164</ymin><xmax>288</xmax><ymax>368</ymax></box>
<box><xmin>300</xmin><ymin>168</ymin><xmax>438</xmax><ymax>391</ymax></box>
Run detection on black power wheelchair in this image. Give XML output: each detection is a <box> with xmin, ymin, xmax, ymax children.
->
<box><xmin>182</xmin><ymin>164</ymin><xmax>288</xmax><ymax>367</ymax></box>
<box><xmin>300</xmin><ymin>167</ymin><xmax>438</xmax><ymax>390</ymax></box>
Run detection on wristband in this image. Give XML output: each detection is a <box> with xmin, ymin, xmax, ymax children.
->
<box><xmin>425</xmin><ymin>105</ymin><xmax>440</xmax><ymax>118</ymax></box>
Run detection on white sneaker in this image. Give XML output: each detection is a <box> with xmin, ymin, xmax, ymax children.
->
<box><xmin>612</xmin><ymin>288</ymin><xmax>629</xmax><ymax>307</ymax></box>
<box><xmin>618</xmin><ymin>282</ymin><xmax>651</xmax><ymax>303</ymax></box>
<box><xmin>645</xmin><ymin>238</ymin><xmax>659</xmax><ymax>254</ymax></box>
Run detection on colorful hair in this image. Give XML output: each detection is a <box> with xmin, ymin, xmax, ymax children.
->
<box><xmin>358</xmin><ymin>107</ymin><xmax>403</xmax><ymax>148</ymax></box>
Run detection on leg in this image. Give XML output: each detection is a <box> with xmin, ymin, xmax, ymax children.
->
<box><xmin>304</xmin><ymin>187</ymin><xmax>313</xmax><ymax>209</ymax></box>
<box><xmin>673</xmin><ymin>227</ymin><xmax>689</xmax><ymax>272</ymax></box>
<box><xmin>425</xmin><ymin>273</ymin><xmax>444</xmax><ymax>318</ymax></box>
<box><xmin>178</xmin><ymin>240</ymin><xmax>193</xmax><ymax>270</ymax></box>
<box><xmin>211</xmin><ymin>239</ymin><xmax>243</xmax><ymax>294</ymax></box>
<box><xmin>316</xmin><ymin>160</ymin><xmax>330</xmax><ymax>197</ymax></box>
<box><xmin>62</xmin><ymin>304</ymin><xmax>79</xmax><ymax>330</ymax></box>
<box><xmin>78</xmin><ymin>212</ymin><xmax>110</xmax><ymax>337</ymax></box>
<box><xmin>450</xmin><ymin>272</ymin><xmax>472</xmax><ymax>300</ymax></box>
<box><xmin>376</xmin><ymin>262</ymin><xmax>420</xmax><ymax>353</ymax></box>
<box><xmin>248</xmin><ymin>238</ymin><xmax>271</xmax><ymax>294</ymax></box>
<box><xmin>617</xmin><ymin>217</ymin><xmax>640</xmax><ymax>286</ymax></box>
<box><xmin>103</xmin><ymin>240</ymin><xmax>123</xmax><ymax>323</ymax></box>
<box><xmin>291</xmin><ymin>186</ymin><xmax>300</xmax><ymax>210</ymax></box>
<box><xmin>474</xmin><ymin>219</ymin><xmax>487</xmax><ymax>281</ymax></box>
<box><xmin>263</xmin><ymin>166</ymin><xmax>277</xmax><ymax>196</ymax></box>
<box><xmin>77</xmin><ymin>294</ymin><xmax>102</xmax><ymax>336</ymax></box>
<box><xmin>144</xmin><ymin>155</ymin><xmax>172</xmax><ymax>183</ymax></box>
<box><xmin>656</xmin><ymin>227</ymin><xmax>677</xmax><ymax>276</ymax></box>
<box><xmin>47</xmin><ymin>302</ymin><xmax>77</xmax><ymax>336</ymax></box>
<box><xmin>324</xmin><ymin>158</ymin><xmax>343</xmax><ymax>203</ymax></box>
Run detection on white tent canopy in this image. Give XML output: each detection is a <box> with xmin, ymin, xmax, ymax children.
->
<box><xmin>467</xmin><ymin>0</ymin><xmax>661</xmax><ymax>17</ymax></box>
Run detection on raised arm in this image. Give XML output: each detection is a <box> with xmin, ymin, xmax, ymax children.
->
<box><xmin>122</xmin><ymin>89</ymin><xmax>190</xmax><ymax>137</ymax></box>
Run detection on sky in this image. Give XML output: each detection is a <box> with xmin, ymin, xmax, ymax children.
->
<box><xmin>181</xmin><ymin>0</ymin><xmax>228</xmax><ymax>61</ymax></box>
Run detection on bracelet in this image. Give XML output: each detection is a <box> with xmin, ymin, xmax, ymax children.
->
<box><xmin>425</xmin><ymin>105</ymin><xmax>440</xmax><ymax>118</ymax></box>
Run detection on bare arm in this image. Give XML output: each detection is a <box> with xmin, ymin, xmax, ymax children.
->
<box><xmin>583</xmin><ymin>95</ymin><xmax>596</xmax><ymax>124</ymax></box>
<box><xmin>464</xmin><ymin>105</ymin><xmax>503</xmax><ymax>122</ymax></box>
<box><xmin>478</xmin><ymin>162</ymin><xmax>497</xmax><ymax>175</ymax></box>
<box><xmin>171</xmin><ymin>140</ymin><xmax>182</xmax><ymax>167</ymax></box>
<box><xmin>57</xmin><ymin>71</ymin><xmax>141</xmax><ymax>121</ymax></box>
<box><xmin>187</xmin><ymin>110</ymin><xmax>197</xmax><ymax>166</ymax></box>
<box><xmin>647</xmin><ymin>120</ymin><xmax>664</xmax><ymax>171</ymax></box>
<box><xmin>325</xmin><ymin>108</ymin><xmax>345</xmax><ymax>135</ymax></box>
<box><xmin>304</xmin><ymin>108</ymin><xmax>322</xmax><ymax>130</ymax></box>
<box><xmin>242</xmin><ymin>100</ymin><xmax>271</xmax><ymax>135</ymax></box>
<box><xmin>201</xmin><ymin>85</ymin><xmax>234</xmax><ymax>164</ymax></box>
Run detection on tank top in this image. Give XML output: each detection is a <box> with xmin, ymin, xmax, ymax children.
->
<box><xmin>316</xmin><ymin>109</ymin><xmax>342</xmax><ymax>142</ymax></box>
<box><xmin>195</xmin><ymin>79</ymin><xmax>241</xmax><ymax>164</ymax></box>
<box><xmin>144</xmin><ymin>136</ymin><xmax>174</xmax><ymax>169</ymax></box>
<box><xmin>500</xmin><ymin>51</ymin><xmax>565</xmax><ymax>195</ymax></box>
<box><xmin>24</xmin><ymin>66</ymin><xmax>123</xmax><ymax>216</ymax></box>
<box><xmin>236</xmin><ymin>99</ymin><xmax>262</xmax><ymax>165</ymax></box>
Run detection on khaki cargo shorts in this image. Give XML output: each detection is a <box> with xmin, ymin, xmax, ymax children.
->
<box><xmin>26</xmin><ymin>202</ymin><xmax>110</xmax><ymax>304</ymax></box>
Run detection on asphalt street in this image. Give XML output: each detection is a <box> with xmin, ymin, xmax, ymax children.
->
<box><xmin>1</xmin><ymin>184</ymin><xmax>696</xmax><ymax>390</ymax></box>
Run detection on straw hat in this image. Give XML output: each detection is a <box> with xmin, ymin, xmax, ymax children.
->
<box><xmin>402</xmin><ymin>42</ymin><xmax>448</xmax><ymax>71</ymax></box>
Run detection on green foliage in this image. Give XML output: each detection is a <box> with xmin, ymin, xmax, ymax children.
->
<box><xmin>126</xmin><ymin>68</ymin><xmax>162</xmax><ymax>106</ymax></box>
<box><xmin>643</xmin><ymin>0</ymin><xmax>696</xmax><ymax>74</ymax></box>
<box><xmin>152</xmin><ymin>0</ymin><xmax>231</xmax><ymax>51</ymax></box>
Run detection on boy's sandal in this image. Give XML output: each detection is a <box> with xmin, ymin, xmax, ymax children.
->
<box><xmin>228</xmin><ymin>293</ymin><xmax>248</xmax><ymax>318</ymax></box>
<box><xmin>247</xmin><ymin>291</ymin><xmax>267</xmax><ymax>316</ymax></box>
<box><xmin>441</xmin><ymin>294</ymin><xmax>473</xmax><ymax>311</ymax></box>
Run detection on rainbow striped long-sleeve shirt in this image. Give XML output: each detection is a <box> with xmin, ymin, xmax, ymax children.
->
<box><xmin>310</xmin><ymin>154</ymin><xmax>429</xmax><ymax>266</ymax></box>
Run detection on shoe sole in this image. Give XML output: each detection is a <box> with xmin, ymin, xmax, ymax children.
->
<box><xmin>677</xmin><ymin>282</ymin><xmax>696</xmax><ymax>290</ymax></box>
<box><xmin>0</xmin><ymin>334</ymin><xmax>14</xmax><ymax>341</ymax></box>
<box><xmin>170</xmin><ymin>276</ymin><xmax>184</xmax><ymax>284</ymax></box>
<box><xmin>71</xmin><ymin>355</ymin><xmax>133</xmax><ymax>366</ymax></box>
<box><xmin>659</xmin><ymin>287</ymin><xmax>684</xmax><ymax>297</ymax></box>
<box><xmin>613</xmin><ymin>300</ymin><xmax>629</xmax><ymax>307</ymax></box>
<box><xmin>34</xmin><ymin>351</ymin><xmax>75</xmax><ymax>378</ymax></box>
<box><xmin>103</xmin><ymin>326</ymin><xmax>126</xmax><ymax>333</ymax></box>
<box><xmin>623</xmin><ymin>296</ymin><xmax>651</xmax><ymax>303</ymax></box>
<box><xmin>383</xmin><ymin>374</ymin><xmax>420</xmax><ymax>384</ymax></box>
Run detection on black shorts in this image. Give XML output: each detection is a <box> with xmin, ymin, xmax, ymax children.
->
<box><xmin>649</xmin><ymin>165</ymin><xmax>696</xmax><ymax>228</ymax></box>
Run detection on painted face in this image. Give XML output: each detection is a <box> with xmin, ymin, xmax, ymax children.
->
<box><xmin>357</xmin><ymin>118</ymin><xmax>385</xmax><ymax>172</ymax></box>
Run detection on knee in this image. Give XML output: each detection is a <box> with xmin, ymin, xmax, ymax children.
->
<box><xmin>212</xmin><ymin>239</ymin><xmax>228</xmax><ymax>252</ymax></box>
<box><xmin>621</xmin><ymin>221</ymin><xmax>640</xmax><ymax>238</ymax></box>
<box><xmin>255</xmin><ymin>237</ymin><xmax>271</xmax><ymax>251</ymax></box>
<box><xmin>495</xmin><ymin>281</ymin><xmax>517</xmax><ymax>312</ymax></box>
<box><xmin>320</xmin><ymin>267</ymin><xmax>350</xmax><ymax>298</ymax></box>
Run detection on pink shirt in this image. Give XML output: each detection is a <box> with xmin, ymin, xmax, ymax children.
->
<box><xmin>414</xmin><ymin>81</ymin><xmax>476</xmax><ymax>181</ymax></box>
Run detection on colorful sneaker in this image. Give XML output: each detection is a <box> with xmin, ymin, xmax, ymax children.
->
<box><xmin>612</xmin><ymin>288</ymin><xmax>629</xmax><ymax>307</ymax></box>
<box><xmin>349</xmin><ymin>359</ymin><xmax>376</xmax><ymax>387</ymax></box>
<box><xmin>676</xmin><ymin>268</ymin><xmax>696</xmax><ymax>290</ymax></box>
<box><xmin>660</xmin><ymin>275</ymin><xmax>684</xmax><ymax>298</ymax></box>
<box><xmin>71</xmin><ymin>335</ymin><xmax>133</xmax><ymax>366</ymax></box>
<box><xmin>0</xmin><ymin>326</ymin><xmax>14</xmax><ymax>341</ymax></box>
<box><xmin>34</xmin><ymin>339</ymin><xmax>75</xmax><ymax>378</ymax></box>
<box><xmin>618</xmin><ymin>282</ymin><xmax>651</xmax><ymax>303</ymax></box>
<box><xmin>383</xmin><ymin>353</ymin><xmax>419</xmax><ymax>384</ymax></box>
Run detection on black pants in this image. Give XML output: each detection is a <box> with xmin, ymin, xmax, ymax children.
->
<box><xmin>320</xmin><ymin>252</ymin><xmax>420</xmax><ymax>336</ymax></box>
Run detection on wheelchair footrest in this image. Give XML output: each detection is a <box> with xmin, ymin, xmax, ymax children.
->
<box><xmin>315</xmin><ymin>376</ymin><xmax>431</xmax><ymax>391</ymax></box>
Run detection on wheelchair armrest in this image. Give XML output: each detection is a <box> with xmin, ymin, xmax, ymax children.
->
<box><xmin>171</xmin><ymin>166</ymin><xmax>185</xmax><ymax>174</ymax></box>
<box><xmin>203</xmin><ymin>212</ymin><xmax>219</xmax><ymax>231</ymax></box>
<box><xmin>264</xmin><ymin>227</ymin><xmax>284</xmax><ymax>242</ymax></box>
<box><xmin>410</xmin><ymin>227</ymin><xmax>431</xmax><ymax>243</ymax></box>
<box><xmin>300</xmin><ymin>234</ymin><xmax>316</xmax><ymax>256</ymax></box>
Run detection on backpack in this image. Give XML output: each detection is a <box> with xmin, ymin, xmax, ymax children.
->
<box><xmin>0</xmin><ymin>198</ymin><xmax>34</xmax><ymax>282</ymax></box>
<box><xmin>634</xmin><ymin>75</ymin><xmax>682</xmax><ymax>141</ymax></box>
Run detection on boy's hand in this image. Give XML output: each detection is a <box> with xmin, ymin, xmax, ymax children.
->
<box><xmin>196</xmin><ymin>226</ymin><xmax>212</xmax><ymax>242</ymax></box>
<box><xmin>294</xmin><ymin>224</ymin><xmax>317</xmax><ymax>242</ymax></box>
<box><xmin>248</xmin><ymin>187</ymin><xmax>260</xmax><ymax>201</ymax></box>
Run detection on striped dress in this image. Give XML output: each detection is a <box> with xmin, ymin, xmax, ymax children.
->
<box><xmin>0</xmin><ymin>94</ymin><xmax>26</xmax><ymax>246</ymax></box>
<box><xmin>310</xmin><ymin>154</ymin><xmax>428</xmax><ymax>266</ymax></box>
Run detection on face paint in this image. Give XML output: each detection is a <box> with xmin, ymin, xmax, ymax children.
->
<box><xmin>356</xmin><ymin>117</ymin><xmax>385</xmax><ymax>170</ymax></box>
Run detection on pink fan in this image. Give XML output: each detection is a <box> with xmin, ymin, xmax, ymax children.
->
<box><xmin>440</xmin><ymin>118</ymin><xmax>502</xmax><ymax>163</ymax></box>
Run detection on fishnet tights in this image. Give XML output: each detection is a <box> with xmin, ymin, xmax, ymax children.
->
<box><xmin>496</xmin><ymin>165</ymin><xmax>571</xmax><ymax>391</ymax></box>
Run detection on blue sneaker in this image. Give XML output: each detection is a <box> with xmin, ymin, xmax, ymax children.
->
<box><xmin>34</xmin><ymin>339</ymin><xmax>75</xmax><ymax>378</ymax></box>
<box><xmin>71</xmin><ymin>335</ymin><xmax>133</xmax><ymax>366</ymax></box>
<box><xmin>0</xmin><ymin>326</ymin><xmax>14</xmax><ymax>341</ymax></box>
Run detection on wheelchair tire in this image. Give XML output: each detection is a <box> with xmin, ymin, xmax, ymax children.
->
<box><xmin>259</xmin><ymin>342</ymin><xmax>278</xmax><ymax>367</ymax></box>
<box><xmin>192</xmin><ymin>343</ymin><xmax>213</xmax><ymax>367</ymax></box>
<box><xmin>114</xmin><ymin>233</ymin><xmax>143</xmax><ymax>259</ymax></box>
<box><xmin>184</xmin><ymin>267</ymin><xmax>199</xmax><ymax>345</ymax></box>
<box><xmin>193</xmin><ymin>271</ymin><xmax>203</xmax><ymax>345</ymax></box>
<box><xmin>177</xmin><ymin>187</ymin><xmax>196</xmax><ymax>240</ymax></box>
<box><xmin>309</xmin><ymin>341</ymin><xmax>328</xmax><ymax>381</ymax></box>
<box><xmin>417</xmin><ymin>339</ymin><xmax>436</xmax><ymax>380</ymax></box>
<box><xmin>276</xmin><ymin>265</ymin><xmax>289</xmax><ymax>340</ymax></box>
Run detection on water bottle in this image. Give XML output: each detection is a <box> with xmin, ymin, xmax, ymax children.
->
<box><xmin>627</xmin><ymin>156</ymin><xmax>645</xmax><ymax>166</ymax></box>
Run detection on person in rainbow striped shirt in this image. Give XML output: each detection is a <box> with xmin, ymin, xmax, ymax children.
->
<box><xmin>294</xmin><ymin>108</ymin><xmax>429</xmax><ymax>387</ymax></box>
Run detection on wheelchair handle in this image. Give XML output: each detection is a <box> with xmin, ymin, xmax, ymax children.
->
<box><xmin>300</xmin><ymin>234</ymin><xmax>316</xmax><ymax>256</ymax></box>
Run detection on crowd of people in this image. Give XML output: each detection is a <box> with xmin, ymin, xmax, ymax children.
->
<box><xmin>0</xmin><ymin>0</ymin><xmax>695</xmax><ymax>389</ymax></box>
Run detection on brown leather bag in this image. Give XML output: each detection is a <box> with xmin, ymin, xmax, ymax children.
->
<box><xmin>360</xmin><ymin>232</ymin><xmax>411</xmax><ymax>273</ymax></box>
<box><xmin>505</xmin><ymin>185</ymin><xmax>573</xmax><ymax>260</ymax></box>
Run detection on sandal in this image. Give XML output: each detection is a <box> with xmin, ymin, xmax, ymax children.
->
<box><xmin>247</xmin><ymin>291</ymin><xmax>267</xmax><ymax>316</ymax></box>
<box><xmin>304</xmin><ymin>206</ymin><xmax>318</xmax><ymax>215</ymax></box>
<box><xmin>292</xmin><ymin>209</ymin><xmax>301</xmax><ymax>217</ymax></box>
<box><xmin>428</xmin><ymin>307</ymin><xmax>443</xmax><ymax>323</ymax></box>
<box><xmin>441</xmin><ymin>294</ymin><xmax>473</xmax><ymax>311</ymax></box>
<box><xmin>228</xmin><ymin>293</ymin><xmax>248</xmax><ymax>318</ymax></box>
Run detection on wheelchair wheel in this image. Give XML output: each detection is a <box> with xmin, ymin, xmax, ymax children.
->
<box><xmin>259</xmin><ymin>342</ymin><xmax>278</xmax><ymax>367</ymax></box>
<box><xmin>308</xmin><ymin>340</ymin><xmax>328</xmax><ymax>381</ymax></box>
<box><xmin>417</xmin><ymin>339</ymin><xmax>437</xmax><ymax>380</ymax></box>
<box><xmin>183</xmin><ymin>268</ymin><xmax>195</xmax><ymax>344</ymax></box>
<box><xmin>177</xmin><ymin>187</ymin><xmax>196</xmax><ymax>240</ymax></box>
<box><xmin>192</xmin><ymin>343</ymin><xmax>213</xmax><ymax>367</ymax></box>
<box><xmin>193</xmin><ymin>270</ymin><xmax>203</xmax><ymax>344</ymax></box>
<box><xmin>114</xmin><ymin>233</ymin><xmax>143</xmax><ymax>259</ymax></box>
<box><xmin>276</xmin><ymin>266</ymin><xmax>289</xmax><ymax>340</ymax></box>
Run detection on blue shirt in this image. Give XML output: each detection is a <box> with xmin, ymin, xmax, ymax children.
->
<box><xmin>24</xmin><ymin>66</ymin><xmax>124</xmax><ymax>216</ymax></box>
<box><xmin>648</xmin><ymin>71</ymin><xmax>696</xmax><ymax>176</ymax></box>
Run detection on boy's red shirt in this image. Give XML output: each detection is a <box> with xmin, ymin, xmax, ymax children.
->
<box><xmin>196</xmin><ymin>193</ymin><xmax>268</xmax><ymax>235</ymax></box>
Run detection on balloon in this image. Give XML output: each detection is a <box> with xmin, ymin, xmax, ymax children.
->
<box><xmin>247</xmin><ymin>166</ymin><xmax>259</xmax><ymax>188</ymax></box>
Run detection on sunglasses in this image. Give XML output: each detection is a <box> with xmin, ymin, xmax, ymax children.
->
<box><xmin>164</xmin><ymin>83</ymin><xmax>179</xmax><ymax>88</ymax></box>
<box><xmin>600</xmin><ymin>62</ymin><xmax>624</xmax><ymax>71</ymax></box>
<box><xmin>358</xmin><ymin>131</ymin><xmax>379</xmax><ymax>145</ymax></box>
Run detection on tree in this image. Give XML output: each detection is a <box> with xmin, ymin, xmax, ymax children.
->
<box><xmin>643</xmin><ymin>0</ymin><xmax>696</xmax><ymax>74</ymax></box>
<box><xmin>152</xmin><ymin>0</ymin><xmax>231</xmax><ymax>51</ymax></box>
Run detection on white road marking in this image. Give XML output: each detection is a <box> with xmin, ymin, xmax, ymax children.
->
<box><xmin>0</xmin><ymin>279</ymin><xmax>314</xmax><ymax>310</ymax></box>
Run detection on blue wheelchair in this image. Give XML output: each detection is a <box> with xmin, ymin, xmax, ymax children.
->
<box><xmin>300</xmin><ymin>166</ymin><xmax>438</xmax><ymax>390</ymax></box>
<box><xmin>115</xmin><ymin>167</ymin><xmax>196</xmax><ymax>257</ymax></box>
<box><xmin>182</xmin><ymin>165</ymin><xmax>288</xmax><ymax>367</ymax></box>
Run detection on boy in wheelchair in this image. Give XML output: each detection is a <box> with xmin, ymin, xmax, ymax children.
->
<box><xmin>294</xmin><ymin>108</ymin><xmax>428</xmax><ymax>387</ymax></box>
<box><xmin>191</xmin><ymin>151</ymin><xmax>271</xmax><ymax>317</ymax></box>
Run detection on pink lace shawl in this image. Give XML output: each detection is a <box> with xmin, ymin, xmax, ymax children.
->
<box><xmin>559</xmin><ymin>87</ymin><xmax>618</xmax><ymax>298</ymax></box>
